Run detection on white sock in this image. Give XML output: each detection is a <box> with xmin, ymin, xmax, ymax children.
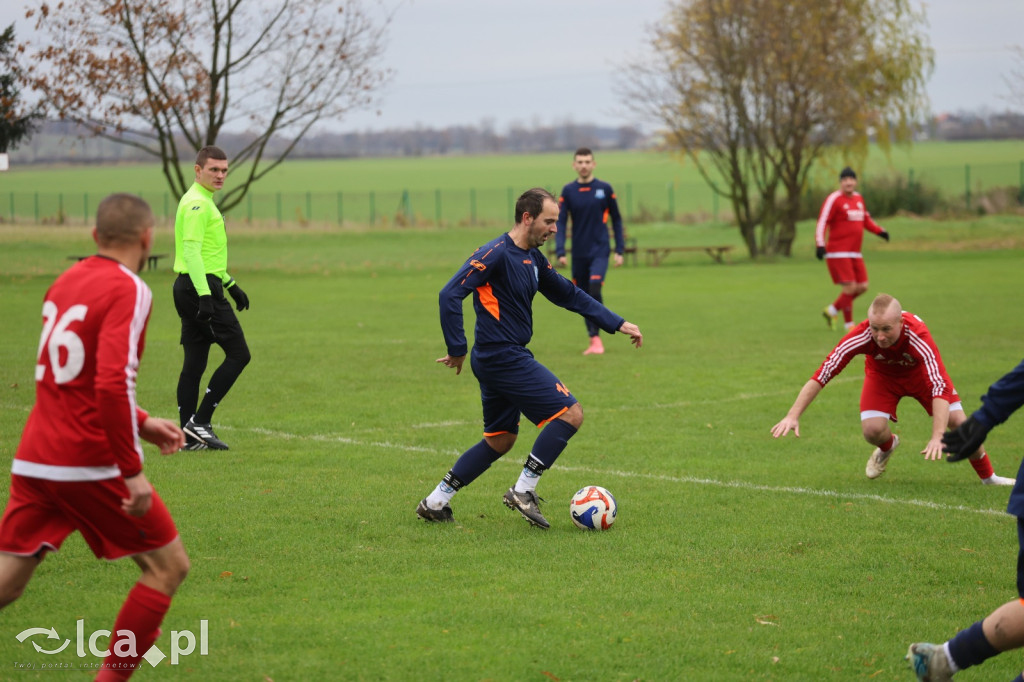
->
<box><xmin>827</xmin><ymin>304</ymin><xmax>838</xmax><ymax>316</ymax></box>
<box><xmin>513</xmin><ymin>462</ymin><xmax>541</xmax><ymax>494</ymax></box>
<box><xmin>941</xmin><ymin>642</ymin><xmax>959</xmax><ymax>673</ymax></box>
<box><xmin>425</xmin><ymin>481</ymin><xmax>457</xmax><ymax>509</ymax></box>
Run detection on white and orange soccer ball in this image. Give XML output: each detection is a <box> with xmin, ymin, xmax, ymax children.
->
<box><xmin>570</xmin><ymin>485</ymin><xmax>617</xmax><ymax>530</ymax></box>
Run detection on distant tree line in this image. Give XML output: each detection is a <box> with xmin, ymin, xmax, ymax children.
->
<box><xmin>9</xmin><ymin>119</ymin><xmax>649</xmax><ymax>164</ymax></box>
<box><xmin>9</xmin><ymin>113</ymin><xmax>1023</xmax><ymax>165</ymax></box>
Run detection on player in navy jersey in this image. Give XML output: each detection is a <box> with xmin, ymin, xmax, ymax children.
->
<box><xmin>555</xmin><ymin>147</ymin><xmax>626</xmax><ymax>355</ymax></box>
<box><xmin>908</xmin><ymin>358</ymin><xmax>1024</xmax><ymax>680</ymax></box>
<box><xmin>417</xmin><ymin>188</ymin><xmax>643</xmax><ymax>528</ymax></box>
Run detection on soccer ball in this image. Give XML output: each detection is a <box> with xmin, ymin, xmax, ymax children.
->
<box><xmin>570</xmin><ymin>485</ymin><xmax>617</xmax><ymax>530</ymax></box>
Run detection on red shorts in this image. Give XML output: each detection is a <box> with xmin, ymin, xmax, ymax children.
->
<box><xmin>826</xmin><ymin>257</ymin><xmax>867</xmax><ymax>285</ymax></box>
<box><xmin>859</xmin><ymin>370</ymin><xmax>960</xmax><ymax>422</ymax></box>
<box><xmin>0</xmin><ymin>475</ymin><xmax>179</xmax><ymax>560</ymax></box>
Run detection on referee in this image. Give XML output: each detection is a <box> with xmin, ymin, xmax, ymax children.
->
<box><xmin>172</xmin><ymin>146</ymin><xmax>251</xmax><ymax>451</ymax></box>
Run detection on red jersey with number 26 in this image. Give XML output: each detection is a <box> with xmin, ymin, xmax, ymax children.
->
<box><xmin>14</xmin><ymin>256</ymin><xmax>151</xmax><ymax>481</ymax></box>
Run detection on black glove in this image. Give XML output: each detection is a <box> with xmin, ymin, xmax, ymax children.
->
<box><xmin>226</xmin><ymin>281</ymin><xmax>250</xmax><ymax>311</ymax></box>
<box><xmin>878</xmin><ymin>230</ymin><xmax>890</xmax><ymax>242</ymax></box>
<box><xmin>815</xmin><ymin>246</ymin><xmax>826</xmax><ymax>260</ymax></box>
<box><xmin>196</xmin><ymin>295</ymin><xmax>215</xmax><ymax>322</ymax></box>
<box><xmin>942</xmin><ymin>415</ymin><xmax>991</xmax><ymax>462</ymax></box>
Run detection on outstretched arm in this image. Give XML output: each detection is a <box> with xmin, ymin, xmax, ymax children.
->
<box><xmin>922</xmin><ymin>398</ymin><xmax>950</xmax><ymax>460</ymax></box>
<box><xmin>770</xmin><ymin>380</ymin><xmax>823</xmax><ymax>438</ymax></box>
<box><xmin>617</xmin><ymin>321</ymin><xmax>642</xmax><ymax>348</ymax></box>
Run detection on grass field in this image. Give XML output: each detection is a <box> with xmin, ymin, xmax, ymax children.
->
<box><xmin>2</xmin><ymin>215</ymin><xmax>1024</xmax><ymax>680</ymax></box>
<box><xmin>2</xmin><ymin>140</ymin><xmax>1024</xmax><ymax>227</ymax></box>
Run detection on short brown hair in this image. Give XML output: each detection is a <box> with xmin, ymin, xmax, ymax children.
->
<box><xmin>95</xmin><ymin>193</ymin><xmax>154</xmax><ymax>246</ymax></box>
<box><xmin>514</xmin><ymin>188</ymin><xmax>557</xmax><ymax>224</ymax></box>
<box><xmin>574</xmin><ymin>147</ymin><xmax>593</xmax><ymax>158</ymax></box>
<box><xmin>195</xmin><ymin>145</ymin><xmax>228</xmax><ymax>168</ymax></box>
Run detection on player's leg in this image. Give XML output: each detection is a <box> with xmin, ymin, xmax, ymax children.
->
<box><xmin>860</xmin><ymin>377</ymin><xmax>900</xmax><ymax>479</ymax></box>
<box><xmin>824</xmin><ymin>258</ymin><xmax>852</xmax><ymax>330</ymax></box>
<box><xmin>501</xmin><ymin>354</ymin><xmax>583</xmax><ymax>528</ymax></box>
<box><xmin>0</xmin><ymin>553</ymin><xmax>41</xmax><ymax>608</ymax></box>
<box><xmin>583</xmin><ymin>255</ymin><xmax>610</xmax><ymax>355</ymax></box>
<box><xmin>78</xmin><ymin>481</ymin><xmax>185</xmax><ymax>682</ymax></box>
<box><xmin>418</xmin><ymin>351</ymin><xmax>519</xmax><ymax>522</ymax></box>
<box><xmin>173</xmin><ymin>276</ymin><xmax>214</xmax><ymax>448</ymax></box>
<box><xmin>0</xmin><ymin>475</ymin><xmax>74</xmax><ymax>607</ymax></box>
<box><xmin>908</xmin><ymin>517</ymin><xmax>1024</xmax><ymax>678</ymax></box>
<box><xmin>187</xmin><ymin>302</ymin><xmax>251</xmax><ymax>450</ymax></box>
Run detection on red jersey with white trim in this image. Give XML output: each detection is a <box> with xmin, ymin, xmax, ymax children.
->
<box><xmin>812</xmin><ymin>311</ymin><xmax>952</xmax><ymax>398</ymax></box>
<box><xmin>14</xmin><ymin>256</ymin><xmax>151</xmax><ymax>481</ymax></box>
<box><xmin>814</xmin><ymin>190</ymin><xmax>884</xmax><ymax>255</ymax></box>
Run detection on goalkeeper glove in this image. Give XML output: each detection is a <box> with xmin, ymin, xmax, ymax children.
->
<box><xmin>942</xmin><ymin>415</ymin><xmax>991</xmax><ymax>462</ymax></box>
<box><xmin>226</xmin><ymin>280</ymin><xmax>250</xmax><ymax>311</ymax></box>
<box><xmin>815</xmin><ymin>246</ymin><xmax>826</xmax><ymax>260</ymax></box>
<box><xmin>878</xmin><ymin>230</ymin><xmax>890</xmax><ymax>242</ymax></box>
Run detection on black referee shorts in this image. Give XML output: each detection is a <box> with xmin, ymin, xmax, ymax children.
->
<box><xmin>173</xmin><ymin>274</ymin><xmax>246</xmax><ymax>347</ymax></box>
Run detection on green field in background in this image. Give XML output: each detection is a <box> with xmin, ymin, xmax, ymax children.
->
<box><xmin>1</xmin><ymin>140</ymin><xmax>1023</xmax><ymax>227</ymax></box>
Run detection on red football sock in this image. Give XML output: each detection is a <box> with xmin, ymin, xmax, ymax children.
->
<box><xmin>879</xmin><ymin>435</ymin><xmax>895</xmax><ymax>453</ymax></box>
<box><xmin>833</xmin><ymin>293</ymin><xmax>855</xmax><ymax>323</ymax></box>
<box><xmin>95</xmin><ymin>582</ymin><xmax>172</xmax><ymax>681</ymax></box>
<box><xmin>969</xmin><ymin>452</ymin><xmax>995</xmax><ymax>480</ymax></box>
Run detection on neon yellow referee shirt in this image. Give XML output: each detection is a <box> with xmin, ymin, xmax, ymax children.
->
<box><xmin>173</xmin><ymin>182</ymin><xmax>232</xmax><ymax>296</ymax></box>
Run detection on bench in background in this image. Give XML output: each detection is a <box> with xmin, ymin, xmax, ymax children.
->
<box><xmin>644</xmin><ymin>245</ymin><xmax>734</xmax><ymax>266</ymax></box>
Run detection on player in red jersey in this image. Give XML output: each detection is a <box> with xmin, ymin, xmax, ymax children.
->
<box><xmin>815</xmin><ymin>167</ymin><xmax>889</xmax><ymax>331</ymax></box>
<box><xmin>0</xmin><ymin>194</ymin><xmax>189</xmax><ymax>681</ymax></box>
<box><xmin>770</xmin><ymin>293</ymin><xmax>1014</xmax><ymax>485</ymax></box>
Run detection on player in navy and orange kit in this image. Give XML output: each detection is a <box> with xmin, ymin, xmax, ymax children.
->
<box><xmin>816</xmin><ymin>167</ymin><xmax>889</xmax><ymax>331</ymax></box>
<box><xmin>0</xmin><ymin>194</ymin><xmax>190</xmax><ymax>681</ymax></box>
<box><xmin>770</xmin><ymin>293</ymin><xmax>1014</xmax><ymax>486</ymax></box>
<box><xmin>555</xmin><ymin>147</ymin><xmax>626</xmax><ymax>355</ymax></box>
<box><xmin>909</xmin><ymin>358</ymin><xmax>1024</xmax><ymax>679</ymax></box>
<box><xmin>417</xmin><ymin>188</ymin><xmax>643</xmax><ymax>528</ymax></box>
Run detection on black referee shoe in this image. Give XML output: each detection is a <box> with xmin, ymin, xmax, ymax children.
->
<box><xmin>184</xmin><ymin>418</ymin><xmax>229</xmax><ymax>450</ymax></box>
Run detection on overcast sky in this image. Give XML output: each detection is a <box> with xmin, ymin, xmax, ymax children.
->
<box><xmin>1</xmin><ymin>0</ymin><xmax>1019</xmax><ymax>133</ymax></box>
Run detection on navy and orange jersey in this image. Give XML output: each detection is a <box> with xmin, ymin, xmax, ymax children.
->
<box><xmin>811</xmin><ymin>311</ymin><xmax>952</xmax><ymax>398</ymax></box>
<box><xmin>439</xmin><ymin>233</ymin><xmax>626</xmax><ymax>357</ymax></box>
<box><xmin>555</xmin><ymin>179</ymin><xmax>625</xmax><ymax>260</ymax></box>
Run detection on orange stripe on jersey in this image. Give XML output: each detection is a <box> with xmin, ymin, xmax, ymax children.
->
<box><xmin>477</xmin><ymin>283</ymin><xmax>500</xmax><ymax>320</ymax></box>
<box><xmin>603</xmin><ymin>209</ymin><xmax>609</xmax><ymax>223</ymax></box>
<box><xmin>579</xmin><ymin>187</ymin><xmax>592</xmax><ymax>192</ymax></box>
<box><xmin>537</xmin><ymin>406</ymin><xmax>569</xmax><ymax>428</ymax></box>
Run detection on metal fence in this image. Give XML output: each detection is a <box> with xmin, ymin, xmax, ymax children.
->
<box><xmin>2</xmin><ymin>161</ymin><xmax>1022</xmax><ymax>227</ymax></box>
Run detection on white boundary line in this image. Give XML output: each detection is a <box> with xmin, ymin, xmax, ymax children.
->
<box><xmin>243</xmin><ymin>426</ymin><xmax>1010</xmax><ymax>519</ymax></box>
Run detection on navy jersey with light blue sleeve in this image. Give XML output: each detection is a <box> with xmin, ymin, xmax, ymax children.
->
<box><xmin>439</xmin><ymin>233</ymin><xmax>625</xmax><ymax>357</ymax></box>
<box><xmin>555</xmin><ymin>179</ymin><xmax>625</xmax><ymax>260</ymax></box>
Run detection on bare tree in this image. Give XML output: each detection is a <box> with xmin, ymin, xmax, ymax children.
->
<box><xmin>622</xmin><ymin>0</ymin><xmax>932</xmax><ymax>257</ymax></box>
<box><xmin>0</xmin><ymin>24</ymin><xmax>43</xmax><ymax>154</ymax></box>
<box><xmin>1004</xmin><ymin>46</ymin><xmax>1024</xmax><ymax>112</ymax></box>
<box><xmin>24</xmin><ymin>0</ymin><xmax>391</xmax><ymax>211</ymax></box>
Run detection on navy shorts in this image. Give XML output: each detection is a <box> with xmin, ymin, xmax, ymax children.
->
<box><xmin>173</xmin><ymin>274</ymin><xmax>246</xmax><ymax>347</ymax></box>
<box><xmin>572</xmin><ymin>254</ymin><xmax>610</xmax><ymax>289</ymax></box>
<box><xmin>470</xmin><ymin>345</ymin><xmax>578</xmax><ymax>436</ymax></box>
